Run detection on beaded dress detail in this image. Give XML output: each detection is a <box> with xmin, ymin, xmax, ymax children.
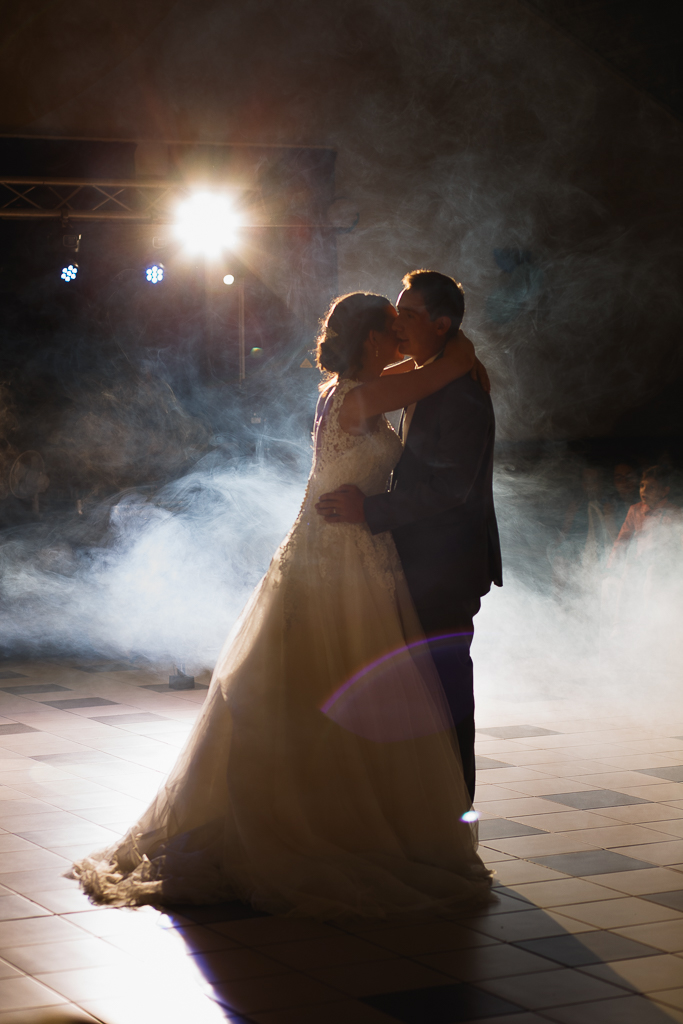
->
<box><xmin>71</xmin><ymin>380</ymin><xmax>490</xmax><ymax>917</ymax></box>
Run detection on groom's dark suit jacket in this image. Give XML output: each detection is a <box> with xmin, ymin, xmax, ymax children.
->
<box><xmin>364</xmin><ymin>373</ymin><xmax>502</xmax><ymax>610</ymax></box>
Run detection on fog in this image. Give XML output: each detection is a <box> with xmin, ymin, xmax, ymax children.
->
<box><xmin>1</xmin><ymin>421</ymin><xmax>681</xmax><ymax>731</ymax></box>
<box><xmin>1</xmin><ymin>0</ymin><xmax>682</xmax><ymax>720</ymax></box>
<box><xmin>0</xmin><ymin>455</ymin><xmax>306</xmax><ymax>667</ymax></box>
<box><xmin>476</xmin><ymin>457</ymin><xmax>683</xmax><ymax>724</ymax></box>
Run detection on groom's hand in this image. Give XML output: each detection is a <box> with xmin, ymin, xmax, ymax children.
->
<box><xmin>315</xmin><ymin>485</ymin><xmax>366</xmax><ymax>523</ymax></box>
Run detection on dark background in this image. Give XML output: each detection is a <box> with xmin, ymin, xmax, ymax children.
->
<box><xmin>1</xmin><ymin>0</ymin><xmax>681</xmax><ymax>431</ymax></box>
<box><xmin>0</xmin><ymin>135</ymin><xmax>338</xmax><ymax>521</ymax></box>
<box><xmin>1</xmin><ymin>0</ymin><xmax>682</xmax><ymax>541</ymax></box>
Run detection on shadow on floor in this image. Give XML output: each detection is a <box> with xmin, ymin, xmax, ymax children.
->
<box><xmin>159</xmin><ymin>887</ymin><xmax>682</xmax><ymax>1024</ymax></box>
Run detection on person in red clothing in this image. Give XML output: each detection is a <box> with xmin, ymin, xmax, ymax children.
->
<box><xmin>603</xmin><ymin>465</ymin><xmax>683</xmax><ymax>679</ymax></box>
<box><xmin>608</xmin><ymin>465</ymin><xmax>683</xmax><ymax>570</ymax></box>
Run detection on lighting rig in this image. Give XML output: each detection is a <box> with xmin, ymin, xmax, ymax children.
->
<box><xmin>0</xmin><ymin>144</ymin><xmax>343</xmax><ymax>689</ymax></box>
<box><xmin>1</xmin><ymin>178</ymin><xmax>264</xmax><ymax>383</ymax></box>
<box><xmin>0</xmin><ymin>155</ymin><xmax>351</xmax><ymax>390</ymax></box>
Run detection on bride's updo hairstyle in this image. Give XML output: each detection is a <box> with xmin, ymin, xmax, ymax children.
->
<box><xmin>316</xmin><ymin>292</ymin><xmax>392</xmax><ymax>381</ymax></box>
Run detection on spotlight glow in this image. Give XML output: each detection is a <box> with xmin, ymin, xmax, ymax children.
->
<box><xmin>61</xmin><ymin>263</ymin><xmax>78</xmax><ymax>282</ymax></box>
<box><xmin>460</xmin><ymin>810</ymin><xmax>480</xmax><ymax>823</ymax></box>
<box><xmin>223</xmin><ymin>274</ymin><xmax>235</xmax><ymax>286</ymax></box>
<box><xmin>145</xmin><ymin>264</ymin><xmax>164</xmax><ymax>284</ymax></box>
<box><xmin>174</xmin><ymin>193</ymin><xmax>240</xmax><ymax>258</ymax></box>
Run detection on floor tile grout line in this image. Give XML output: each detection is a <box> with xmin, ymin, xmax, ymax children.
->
<box><xmin>1</xmin><ymin>671</ymin><xmax>683</xmax><ymax>1024</ymax></box>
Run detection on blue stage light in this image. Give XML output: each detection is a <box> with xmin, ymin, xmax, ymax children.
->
<box><xmin>145</xmin><ymin>264</ymin><xmax>164</xmax><ymax>284</ymax></box>
<box><xmin>61</xmin><ymin>264</ymin><xmax>78</xmax><ymax>282</ymax></box>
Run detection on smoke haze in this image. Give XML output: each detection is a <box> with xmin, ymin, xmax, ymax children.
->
<box><xmin>0</xmin><ymin>456</ymin><xmax>306</xmax><ymax>666</ymax></box>
<box><xmin>1</xmin><ymin>0</ymin><xmax>682</xmax><ymax>721</ymax></box>
<box><xmin>1</xmin><ymin>431</ymin><xmax>681</xmax><ymax>734</ymax></box>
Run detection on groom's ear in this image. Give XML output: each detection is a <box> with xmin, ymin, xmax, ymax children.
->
<box><xmin>434</xmin><ymin>315</ymin><xmax>452</xmax><ymax>337</ymax></box>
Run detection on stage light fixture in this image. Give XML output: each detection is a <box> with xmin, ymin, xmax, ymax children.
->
<box><xmin>145</xmin><ymin>264</ymin><xmax>164</xmax><ymax>284</ymax></box>
<box><xmin>174</xmin><ymin>192</ymin><xmax>240</xmax><ymax>258</ymax></box>
<box><xmin>61</xmin><ymin>263</ymin><xmax>78</xmax><ymax>282</ymax></box>
<box><xmin>223</xmin><ymin>274</ymin><xmax>235</xmax><ymax>285</ymax></box>
<box><xmin>63</xmin><ymin>233</ymin><xmax>81</xmax><ymax>252</ymax></box>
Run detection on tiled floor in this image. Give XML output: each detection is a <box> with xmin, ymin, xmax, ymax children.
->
<box><xmin>0</xmin><ymin>660</ymin><xmax>681</xmax><ymax>1023</ymax></box>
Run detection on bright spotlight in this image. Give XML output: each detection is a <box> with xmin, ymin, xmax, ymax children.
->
<box><xmin>174</xmin><ymin>193</ymin><xmax>240</xmax><ymax>258</ymax></box>
<box><xmin>145</xmin><ymin>264</ymin><xmax>164</xmax><ymax>284</ymax></box>
<box><xmin>61</xmin><ymin>263</ymin><xmax>78</xmax><ymax>282</ymax></box>
<box><xmin>223</xmin><ymin>274</ymin><xmax>235</xmax><ymax>286</ymax></box>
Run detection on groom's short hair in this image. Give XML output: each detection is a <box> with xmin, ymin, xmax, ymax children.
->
<box><xmin>402</xmin><ymin>270</ymin><xmax>465</xmax><ymax>338</ymax></box>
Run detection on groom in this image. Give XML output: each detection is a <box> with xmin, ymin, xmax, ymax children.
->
<box><xmin>316</xmin><ymin>270</ymin><xmax>502</xmax><ymax>801</ymax></box>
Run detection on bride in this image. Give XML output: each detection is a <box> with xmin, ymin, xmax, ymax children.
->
<box><xmin>71</xmin><ymin>292</ymin><xmax>492</xmax><ymax>918</ymax></box>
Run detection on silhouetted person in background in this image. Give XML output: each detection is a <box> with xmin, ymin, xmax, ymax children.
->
<box><xmin>603</xmin><ymin>465</ymin><xmax>683</xmax><ymax>652</ymax></box>
<box><xmin>608</xmin><ymin>465</ymin><xmax>682</xmax><ymax>571</ymax></box>
<box><xmin>604</xmin><ymin>461</ymin><xmax>640</xmax><ymax>540</ymax></box>
<box><xmin>557</xmin><ymin>465</ymin><xmax>611</xmax><ymax>577</ymax></box>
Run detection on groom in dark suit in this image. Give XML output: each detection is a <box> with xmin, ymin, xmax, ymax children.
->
<box><xmin>317</xmin><ymin>270</ymin><xmax>502</xmax><ymax>801</ymax></box>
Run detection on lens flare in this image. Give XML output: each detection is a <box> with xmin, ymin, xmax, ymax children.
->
<box><xmin>319</xmin><ymin>633</ymin><xmax>474</xmax><ymax>743</ymax></box>
<box><xmin>460</xmin><ymin>810</ymin><xmax>480</xmax><ymax>823</ymax></box>
<box><xmin>174</xmin><ymin>193</ymin><xmax>240</xmax><ymax>258</ymax></box>
<box><xmin>320</xmin><ymin>633</ymin><xmax>473</xmax><ymax>713</ymax></box>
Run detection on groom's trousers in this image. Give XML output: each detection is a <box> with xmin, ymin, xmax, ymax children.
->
<box><xmin>410</xmin><ymin>593</ymin><xmax>481</xmax><ymax>803</ymax></box>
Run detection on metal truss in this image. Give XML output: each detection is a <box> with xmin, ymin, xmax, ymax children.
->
<box><xmin>0</xmin><ymin>177</ymin><xmax>249</xmax><ymax>223</ymax></box>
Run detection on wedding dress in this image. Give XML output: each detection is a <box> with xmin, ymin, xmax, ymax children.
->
<box><xmin>71</xmin><ymin>380</ymin><xmax>491</xmax><ymax>917</ymax></box>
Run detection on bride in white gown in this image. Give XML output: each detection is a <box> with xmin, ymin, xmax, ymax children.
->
<box><xmin>71</xmin><ymin>292</ymin><xmax>492</xmax><ymax>918</ymax></box>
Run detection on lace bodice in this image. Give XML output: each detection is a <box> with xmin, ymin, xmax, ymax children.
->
<box><xmin>274</xmin><ymin>379</ymin><xmax>404</xmax><ymax>597</ymax></box>
<box><xmin>305</xmin><ymin>379</ymin><xmax>403</xmax><ymax>505</ymax></box>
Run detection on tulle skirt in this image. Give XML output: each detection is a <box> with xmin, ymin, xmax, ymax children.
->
<box><xmin>71</xmin><ymin>516</ymin><xmax>491</xmax><ymax>918</ymax></box>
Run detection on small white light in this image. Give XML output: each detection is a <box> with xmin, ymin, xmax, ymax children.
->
<box><xmin>460</xmin><ymin>810</ymin><xmax>480</xmax><ymax>823</ymax></box>
<box><xmin>60</xmin><ymin>263</ymin><xmax>78</xmax><ymax>282</ymax></box>
<box><xmin>145</xmin><ymin>264</ymin><xmax>164</xmax><ymax>284</ymax></box>
<box><xmin>174</xmin><ymin>192</ymin><xmax>240</xmax><ymax>258</ymax></box>
<box><xmin>223</xmin><ymin>274</ymin><xmax>235</xmax><ymax>286</ymax></box>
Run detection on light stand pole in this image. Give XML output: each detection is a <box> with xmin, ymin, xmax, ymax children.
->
<box><xmin>238</xmin><ymin>279</ymin><xmax>246</xmax><ymax>384</ymax></box>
